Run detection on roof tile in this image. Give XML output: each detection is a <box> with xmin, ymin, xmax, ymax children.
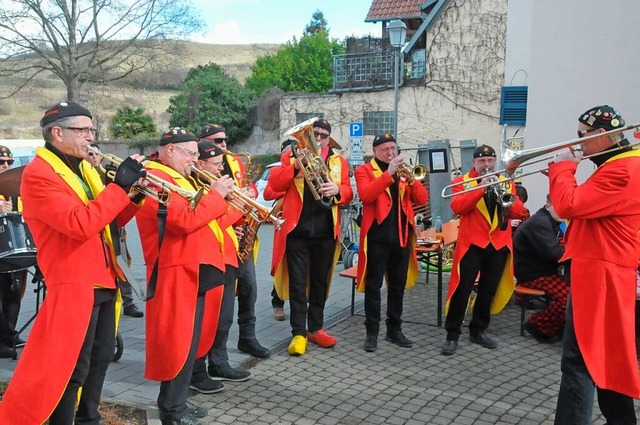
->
<box><xmin>366</xmin><ymin>0</ymin><xmax>423</xmax><ymax>22</ymax></box>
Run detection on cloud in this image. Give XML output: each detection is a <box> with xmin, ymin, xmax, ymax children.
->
<box><xmin>194</xmin><ymin>20</ymin><xmax>301</xmax><ymax>45</ymax></box>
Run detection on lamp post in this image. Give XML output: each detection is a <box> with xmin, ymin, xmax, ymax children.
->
<box><xmin>388</xmin><ymin>20</ymin><xmax>407</xmax><ymax>138</ymax></box>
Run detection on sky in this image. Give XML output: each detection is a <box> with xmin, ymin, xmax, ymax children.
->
<box><xmin>189</xmin><ymin>0</ymin><xmax>381</xmax><ymax>44</ymax></box>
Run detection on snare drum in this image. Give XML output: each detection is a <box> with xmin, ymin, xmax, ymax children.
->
<box><xmin>0</xmin><ymin>212</ymin><xmax>37</xmax><ymax>273</ymax></box>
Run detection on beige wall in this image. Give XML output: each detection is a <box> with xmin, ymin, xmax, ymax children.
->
<box><xmin>275</xmin><ymin>88</ymin><xmax>500</xmax><ymax>166</ymax></box>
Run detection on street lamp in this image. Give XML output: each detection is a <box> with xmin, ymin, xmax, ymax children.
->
<box><xmin>388</xmin><ymin>19</ymin><xmax>407</xmax><ymax>138</ymax></box>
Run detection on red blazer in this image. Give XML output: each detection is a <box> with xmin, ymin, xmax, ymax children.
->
<box><xmin>0</xmin><ymin>150</ymin><xmax>138</xmax><ymax>424</ymax></box>
<box><xmin>136</xmin><ymin>162</ymin><xmax>228</xmax><ymax>381</ymax></box>
<box><xmin>446</xmin><ymin>168</ymin><xmax>524</xmax><ymax>315</ymax></box>
<box><xmin>550</xmin><ymin>151</ymin><xmax>640</xmax><ymax>398</ymax></box>
<box><xmin>354</xmin><ymin>160</ymin><xmax>428</xmax><ymax>291</ymax></box>
<box><xmin>268</xmin><ymin>150</ymin><xmax>353</xmax><ymax>299</ymax></box>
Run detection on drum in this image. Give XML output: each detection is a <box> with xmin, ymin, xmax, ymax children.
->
<box><xmin>0</xmin><ymin>212</ymin><xmax>37</xmax><ymax>273</ymax></box>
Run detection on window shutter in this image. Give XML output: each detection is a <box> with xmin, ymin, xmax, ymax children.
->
<box><xmin>500</xmin><ymin>86</ymin><xmax>528</xmax><ymax>125</ymax></box>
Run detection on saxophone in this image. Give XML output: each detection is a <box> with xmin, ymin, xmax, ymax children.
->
<box><xmin>285</xmin><ymin>117</ymin><xmax>333</xmax><ymax>208</ymax></box>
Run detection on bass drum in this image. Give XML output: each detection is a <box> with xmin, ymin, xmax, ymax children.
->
<box><xmin>0</xmin><ymin>212</ymin><xmax>37</xmax><ymax>273</ymax></box>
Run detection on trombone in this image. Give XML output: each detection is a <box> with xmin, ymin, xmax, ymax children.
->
<box><xmin>191</xmin><ymin>165</ymin><xmax>284</xmax><ymax>229</ymax></box>
<box><xmin>441</xmin><ymin>123</ymin><xmax>640</xmax><ymax>199</ymax></box>
<box><xmin>87</xmin><ymin>146</ymin><xmax>204</xmax><ymax>211</ymax></box>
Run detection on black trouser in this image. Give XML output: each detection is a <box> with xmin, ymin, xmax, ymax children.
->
<box><xmin>205</xmin><ymin>265</ymin><xmax>237</xmax><ymax>369</ymax></box>
<box><xmin>158</xmin><ymin>293</ymin><xmax>206</xmax><ymax>421</ymax></box>
<box><xmin>554</xmin><ymin>297</ymin><xmax>636</xmax><ymax>424</ymax></box>
<box><xmin>236</xmin><ymin>259</ymin><xmax>258</xmax><ymax>341</ymax></box>
<box><xmin>286</xmin><ymin>235</ymin><xmax>335</xmax><ymax>336</ymax></box>
<box><xmin>444</xmin><ymin>244</ymin><xmax>508</xmax><ymax>341</ymax></box>
<box><xmin>364</xmin><ymin>239</ymin><xmax>411</xmax><ymax>335</ymax></box>
<box><xmin>0</xmin><ymin>271</ymin><xmax>24</xmax><ymax>346</ymax></box>
<box><xmin>49</xmin><ymin>288</ymin><xmax>116</xmax><ymax>425</ymax></box>
<box><xmin>271</xmin><ymin>286</ymin><xmax>284</xmax><ymax>308</ymax></box>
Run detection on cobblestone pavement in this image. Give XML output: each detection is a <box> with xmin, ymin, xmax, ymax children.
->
<box><xmin>1</xmin><ymin>221</ymin><xmax>638</xmax><ymax>424</ymax></box>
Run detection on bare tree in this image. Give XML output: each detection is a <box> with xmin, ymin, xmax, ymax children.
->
<box><xmin>0</xmin><ymin>0</ymin><xmax>203</xmax><ymax>101</ymax></box>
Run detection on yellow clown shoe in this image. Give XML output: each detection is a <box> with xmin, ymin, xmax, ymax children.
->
<box><xmin>288</xmin><ymin>335</ymin><xmax>307</xmax><ymax>356</ymax></box>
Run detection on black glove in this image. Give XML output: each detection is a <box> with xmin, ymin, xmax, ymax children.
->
<box><xmin>103</xmin><ymin>162</ymin><xmax>117</xmax><ymax>185</ymax></box>
<box><xmin>112</xmin><ymin>157</ymin><xmax>147</xmax><ymax>193</ymax></box>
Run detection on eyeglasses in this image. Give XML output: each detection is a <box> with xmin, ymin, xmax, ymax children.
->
<box><xmin>212</xmin><ymin>138</ymin><xmax>227</xmax><ymax>144</ymax></box>
<box><xmin>205</xmin><ymin>159</ymin><xmax>224</xmax><ymax>168</ymax></box>
<box><xmin>174</xmin><ymin>144</ymin><xmax>200</xmax><ymax>159</ymax></box>
<box><xmin>0</xmin><ymin>160</ymin><xmax>14</xmax><ymax>166</ymax></box>
<box><xmin>62</xmin><ymin>126</ymin><xmax>97</xmax><ymax>137</ymax></box>
<box><xmin>313</xmin><ymin>131</ymin><xmax>330</xmax><ymax>140</ymax></box>
<box><xmin>577</xmin><ymin>128</ymin><xmax>601</xmax><ymax>138</ymax></box>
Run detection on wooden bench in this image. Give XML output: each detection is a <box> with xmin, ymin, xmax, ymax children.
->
<box><xmin>339</xmin><ymin>265</ymin><xmax>358</xmax><ymax>315</ymax></box>
<box><xmin>513</xmin><ymin>284</ymin><xmax>548</xmax><ymax>336</ymax></box>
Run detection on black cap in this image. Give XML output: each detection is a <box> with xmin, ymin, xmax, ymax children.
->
<box><xmin>199</xmin><ymin>124</ymin><xmax>225</xmax><ymax>139</ymax></box>
<box><xmin>313</xmin><ymin>118</ymin><xmax>331</xmax><ymax>134</ymax></box>
<box><xmin>281</xmin><ymin>139</ymin><xmax>295</xmax><ymax>152</ymax></box>
<box><xmin>372</xmin><ymin>133</ymin><xmax>396</xmax><ymax>147</ymax></box>
<box><xmin>0</xmin><ymin>145</ymin><xmax>12</xmax><ymax>159</ymax></box>
<box><xmin>473</xmin><ymin>145</ymin><xmax>496</xmax><ymax>158</ymax></box>
<box><xmin>40</xmin><ymin>101</ymin><xmax>92</xmax><ymax>127</ymax></box>
<box><xmin>159</xmin><ymin>128</ymin><xmax>198</xmax><ymax>146</ymax></box>
<box><xmin>198</xmin><ymin>141</ymin><xmax>223</xmax><ymax>159</ymax></box>
<box><xmin>578</xmin><ymin>105</ymin><xmax>625</xmax><ymax>131</ymax></box>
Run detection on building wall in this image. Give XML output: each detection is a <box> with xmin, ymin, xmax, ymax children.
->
<box><xmin>508</xmin><ymin>0</ymin><xmax>640</xmax><ymax>210</ymax></box>
<box><xmin>278</xmin><ymin>88</ymin><xmax>500</xmax><ymax>167</ymax></box>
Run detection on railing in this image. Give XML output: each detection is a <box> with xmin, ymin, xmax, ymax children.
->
<box><xmin>332</xmin><ymin>49</ymin><xmax>427</xmax><ymax>92</ymax></box>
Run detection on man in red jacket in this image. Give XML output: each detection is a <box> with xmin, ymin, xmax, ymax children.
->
<box><xmin>0</xmin><ymin>101</ymin><xmax>146</xmax><ymax>424</ymax></box>
<box><xmin>198</xmin><ymin>124</ymin><xmax>270</xmax><ymax>362</ymax></box>
<box><xmin>136</xmin><ymin>128</ymin><xmax>234</xmax><ymax>425</ymax></box>
<box><xmin>268</xmin><ymin>118</ymin><xmax>353</xmax><ymax>356</ymax></box>
<box><xmin>354</xmin><ymin>133</ymin><xmax>428</xmax><ymax>352</ymax></box>
<box><xmin>551</xmin><ymin>105</ymin><xmax>640</xmax><ymax>424</ymax></box>
<box><xmin>441</xmin><ymin>144</ymin><xmax>524</xmax><ymax>356</ymax></box>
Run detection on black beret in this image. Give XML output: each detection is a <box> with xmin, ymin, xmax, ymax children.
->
<box><xmin>199</xmin><ymin>124</ymin><xmax>226</xmax><ymax>139</ymax></box>
<box><xmin>578</xmin><ymin>105</ymin><xmax>625</xmax><ymax>131</ymax></box>
<box><xmin>473</xmin><ymin>145</ymin><xmax>496</xmax><ymax>158</ymax></box>
<box><xmin>313</xmin><ymin>118</ymin><xmax>331</xmax><ymax>133</ymax></box>
<box><xmin>40</xmin><ymin>101</ymin><xmax>92</xmax><ymax>127</ymax></box>
<box><xmin>159</xmin><ymin>127</ymin><xmax>198</xmax><ymax>146</ymax></box>
<box><xmin>198</xmin><ymin>141</ymin><xmax>223</xmax><ymax>159</ymax></box>
<box><xmin>372</xmin><ymin>133</ymin><xmax>396</xmax><ymax>147</ymax></box>
<box><xmin>0</xmin><ymin>145</ymin><xmax>13</xmax><ymax>159</ymax></box>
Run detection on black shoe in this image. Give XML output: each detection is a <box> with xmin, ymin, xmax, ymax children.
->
<box><xmin>441</xmin><ymin>340</ymin><xmax>458</xmax><ymax>355</ymax></box>
<box><xmin>123</xmin><ymin>304</ymin><xmax>144</xmax><ymax>318</ymax></box>
<box><xmin>0</xmin><ymin>345</ymin><xmax>14</xmax><ymax>358</ymax></box>
<box><xmin>385</xmin><ymin>330</ymin><xmax>413</xmax><ymax>348</ymax></box>
<box><xmin>208</xmin><ymin>363</ymin><xmax>251</xmax><ymax>382</ymax></box>
<box><xmin>160</xmin><ymin>414</ymin><xmax>203</xmax><ymax>425</ymax></box>
<box><xmin>523</xmin><ymin>321</ymin><xmax>554</xmax><ymax>343</ymax></box>
<box><xmin>469</xmin><ymin>331</ymin><xmax>497</xmax><ymax>349</ymax></box>
<box><xmin>237</xmin><ymin>339</ymin><xmax>271</xmax><ymax>358</ymax></box>
<box><xmin>189</xmin><ymin>377</ymin><xmax>224</xmax><ymax>394</ymax></box>
<box><xmin>363</xmin><ymin>334</ymin><xmax>378</xmax><ymax>352</ymax></box>
<box><xmin>185</xmin><ymin>401</ymin><xmax>208</xmax><ymax>418</ymax></box>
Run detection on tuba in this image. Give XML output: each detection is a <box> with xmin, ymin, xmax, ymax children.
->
<box><xmin>285</xmin><ymin>117</ymin><xmax>333</xmax><ymax>208</ymax></box>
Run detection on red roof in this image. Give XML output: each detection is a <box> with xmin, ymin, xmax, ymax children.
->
<box><xmin>366</xmin><ymin>0</ymin><xmax>424</xmax><ymax>22</ymax></box>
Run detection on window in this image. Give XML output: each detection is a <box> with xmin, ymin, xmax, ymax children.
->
<box><xmin>363</xmin><ymin>111</ymin><xmax>394</xmax><ymax>136</ymax></box>
<box><xmin>500</xmin><ymin>86</ymin><xmax>528</xmax><ymax>126</ymax></box>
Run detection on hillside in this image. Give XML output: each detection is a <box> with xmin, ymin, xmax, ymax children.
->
<box><xmin>0</xmin><ymin>41</ymin><xmax>281</xmax><ymax>139</ymax></box>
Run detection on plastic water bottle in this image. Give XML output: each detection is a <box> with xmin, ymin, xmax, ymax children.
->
<box><xmin>435</xmin><ymin>216</ymin><xmax>442</xmax><ymax>233</ymax></box>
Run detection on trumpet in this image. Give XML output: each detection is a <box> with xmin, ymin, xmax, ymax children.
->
<box><xmin>396</xmin><ymin>163</ymin><xmax>427</xmax><ymax>183</ymax></box>
<box><xmin>442</xmin><ymin>122</ymin><xmax>640</xmax><ymax>199</ymax></box>
<box><xmin>87</xmin><ymin>146</ymin><xmax>204</xmax><ymax>211</ymax></box>
<box><xmin>191</xmin><ymin>165</ymin><xmax>284</xmax><ymax>229</ymax></box>
<box><xmin>480</xmin><ymin>168</ymin><xmax>516</xmax><ymax>207</ymax></box>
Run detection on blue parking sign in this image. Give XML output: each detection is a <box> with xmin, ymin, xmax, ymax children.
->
<box><xmin>350</xmin><ymin>122</ymin><xmax>363</xmax><ymax>137</ymax></box>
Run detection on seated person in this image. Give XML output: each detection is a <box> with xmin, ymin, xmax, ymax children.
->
<box><xmin>513</xmin><ymin>194</ymin><xmax>568</xmax><ymax>342</ymax></box>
